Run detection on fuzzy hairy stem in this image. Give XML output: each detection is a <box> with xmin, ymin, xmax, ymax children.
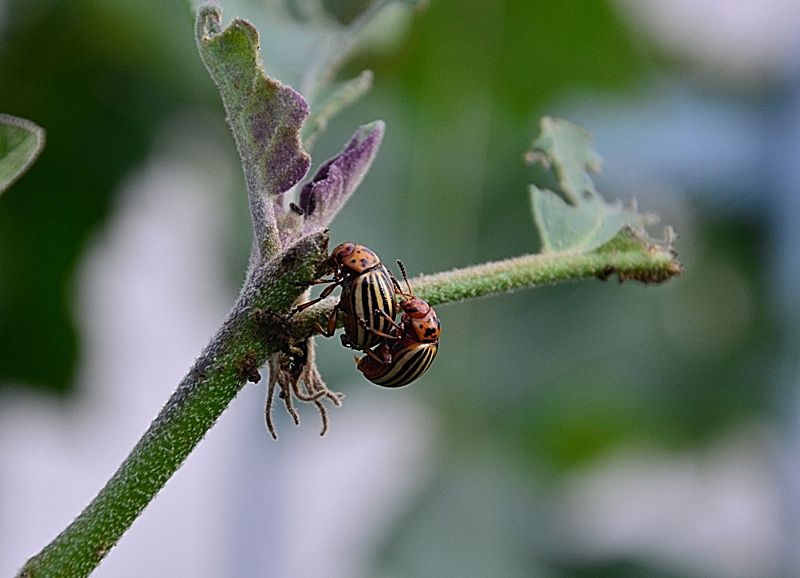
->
<box><xmin>289</xmin><ymin>242</ymin><xmax>682</xmax><ymax>337</ymax></box>
<box><xmin>15</xmin><ymin>233</ymin><xmax>329</xmax><ymax>578</ymax></box>
<box><xmin>15</xmin><ymin>232</ymin><xmax>679</xmax><ymax>578</ymax></box>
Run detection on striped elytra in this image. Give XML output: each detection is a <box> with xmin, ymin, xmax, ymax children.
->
<box><xmin>357</xmin><ymin>338</ymin><xmax>438</xmax><ymax>388</ymax></box>
<box><xmin>292</xmin><ymin>242</ymin><xmax>398</xmax><ymax>352</ymax></box>
<box><xmin>357</xmin><ymin>290</ymin><xmax>441</xmax><ymax>388</ymax></box>
<box><xmin>339</xmin><ymin>265</ymin><xmax>397</xmax><ymax>349</ymax></box>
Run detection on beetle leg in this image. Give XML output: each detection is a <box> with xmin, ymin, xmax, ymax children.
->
<box><xmin>360</xmin><ymin>326</ymin><xmax>398</xmax><ymax>340</ymax></box>
<box><xmin>353</xmin><ymin>313</ymin><xmax>401</xmax><ymax>340</ymax></box>
<box><xmin>361</xmin><ymin>347</ymin><xmax>391</xmax><ymax>365</ymax></box>
<box><xmin>341</xmin><ymin>332</ymin><xmax>375</xmax><ymax>351</ymax></box>
<box><xmin>312</xmin><ymin>323</ymin><xmax>329</xmax><ymax>337</ymax></box>
<box><xmin>289</xmin><ymin>280</ymin><xmax>340</xmax><ymax>317</ymax></box>
<box><xmin>305</xmin><ymin>276</ymin><xmax>337</xmax><ymax>285</ymax></box>
<box><xmin>373</xmin><ymin>309</ymin><xmax>404</xmax><ymax>334</ymax></box>
<box><xmin>340</xmin><ymin>333</ymin><xmax>357</xmax><ymax>349</ymax></box>
<box><xmin>290</xmin><ymin>276</ymin><xmax>336</xmax><ymax>288</ymax></box>
<box><xmin>312</xmin><ymin>306</ymin><xmax>339</xmax><ymax>338</ymax></box>
<box><xmin>325</xmin><ymin>305</ymin><xmax>339</xmax><ymax>335</ymax></box>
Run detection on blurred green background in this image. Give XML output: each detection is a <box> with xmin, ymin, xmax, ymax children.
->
<box><xmin>2</xmin><ymin>0</ymin><xmax>797</xmax><ymax>577</ymax></box>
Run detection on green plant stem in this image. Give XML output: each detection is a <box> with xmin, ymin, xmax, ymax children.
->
<box><xmin>415</xmin><ymin>244</ymin><xmax>681</xmax><ymax>302</ymax></box>
<box><xmin>15</xmin><ymin>234</ymin><xmax>679</xmax><ymax>578</ymax></box>
<box><xmin>15</xmin><ymin>233</ymin><xmax>329</xmax><ymax>578</ymax></box>
<box><xmin>291</xmin><ymin>241</ymin><xmax>682</xmax><ymax>336</ymax></box>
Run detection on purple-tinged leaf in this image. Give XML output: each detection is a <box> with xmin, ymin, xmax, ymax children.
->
<box><xmin>297</xmin><ymin>121</ymin><xmax>384</xmax><ymax>237</ymax></box>
<box><xmin>196</xmin><ymin>5</ymin><xmax>310</xmax><ymax>258</ymax></box>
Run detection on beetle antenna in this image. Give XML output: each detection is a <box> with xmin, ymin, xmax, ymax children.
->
<box><xmin>396</xmin><ymin>260</ymin><xmax>413</xmax><ymax>295</ymax></box>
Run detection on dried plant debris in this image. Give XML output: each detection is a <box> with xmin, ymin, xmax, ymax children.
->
<box><xmin>264</xmin><ymin>340</ymin><xmax>342</xmax><ymax>439</ymax></box>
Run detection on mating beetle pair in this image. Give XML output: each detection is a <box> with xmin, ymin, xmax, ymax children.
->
<box><xmin>293</xmin><ymin>242</ymin><xmax>440</xmax><ymax>388</ymax></box>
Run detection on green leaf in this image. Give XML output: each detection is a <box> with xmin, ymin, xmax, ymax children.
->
<box><xmin>529</xmin><ymin>186</ymin><xmax>640</xmax><ymax>253</ymax></box>
<box><xmin>0</xmin><ymin>114</ymin><xmax>45</xmax><ymax>195</ymax></box>
<box><xmin>527</xmin><ymin>116</ymin><xmax>648</xmax><ymax>253</ymax></box>
<box><xmin>196</xmin><ymin>5</ymin><xmax>310</xmax><ymax>257</ymax></box>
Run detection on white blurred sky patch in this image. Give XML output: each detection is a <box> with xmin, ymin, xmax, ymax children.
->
<box><xmin>546</xmin><ymin>4</ymin><xmax>800</xmax><ymax>575</ymax></box>
<box><xmin>0</xmin><ymin>113</ymin><xmax>435</xmax><ymax>577</ymax></box>
<box><xmin>563</xmin><ymin>84</ymin><xmax>764</xmax><ymax>204</ymax></box>
<box><xmin>6</xmin><ymin>1</ymin><xmax>800</xmax><ymax>575</ymax></box>
<box><xmin>613</xmin><ymin>0</ymin><xmax>800</xmax><ymax>81</ymax></box>
<box><xmin>0</xmin><ymin>115</ymin><xmax>237</xmax><ymax>577</ymax></box>
<box><xmin>553</xmin><ymin>424</ymin><xmax>782</xmax><ymax>578</ymax></box>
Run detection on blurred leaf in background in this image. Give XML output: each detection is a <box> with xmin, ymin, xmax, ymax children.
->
<box><xmin>0</xmin><ymin>0</ymin><xmax>792</xmax><ymax>577</ymax></box>
<box><xmin>0</xmin><ymin>113</ymin><xmax>45</xmax><ymax>194</ymax></box>
<box><xmin>327</xmin><ymin>1</ymin><xmax>785</xmax><ymax>576</ymax></box>
<box><xmin>0</xmin><ymin>0</ymin><xmax>211</xmax><ymax>392</ymax></box>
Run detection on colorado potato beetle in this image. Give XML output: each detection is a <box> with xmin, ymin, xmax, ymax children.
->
<box><xmin>292</xmin><ymin>242</ymin><xmax>398</xmax><ymax>351</ymax></box>
<box><xmin>356</xmin><ymin>262</ymin><xmax>440</xmax><ymax>388</ymax></box>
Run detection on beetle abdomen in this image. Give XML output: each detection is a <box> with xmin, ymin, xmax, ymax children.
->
<box><xmin>358</xmin><ymin>342</ymin><xmax>438</xmax><ymax>388</ymax></box>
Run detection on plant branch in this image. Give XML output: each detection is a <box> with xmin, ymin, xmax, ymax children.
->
<box><xmin>289</xmin><ymin>236</ymin><xmax>681</xmax><ymax>337</ymax></box>
<box><xmin>14</xmin><ymin>225</ymin><xmax>680</xmax><ymax>578</ymax></box>
<box><xmin>196</xmin><ymin>6</ymin><xmax>311</xmax><ymax>260</ymax></box>
<box><xmin>413</xmin><ymin>238</ymin><xmax>681</xmax><ymax>304</ymax></box>
<box><xmin>16</xmin><ymin>232</ymin><xmax>329</xmax><ymax>578</ymax></box>
<box><xmin>14</xmin><ymin>5</ymin><xmax>684</xmax><ymax>577</ymax></box>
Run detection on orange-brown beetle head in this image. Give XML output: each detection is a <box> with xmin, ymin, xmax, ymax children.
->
<box><xmin>400</xmin><ymin>296</ymin><xmax>440</xmax><ymax>343</ymax></box>
<box><xmin>398</xmin><ymin>295</ymin><xmax>429</xmax><ymax>317</ymax></box>
<box><xmin>330</xmin><ymin>242</ymin><xmax>381</xmax><ymax>274</ymax></box>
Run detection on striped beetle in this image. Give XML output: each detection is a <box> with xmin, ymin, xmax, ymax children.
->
<box><xmin>292</xmin><ymin>242</ymin><xmax>398</xmax><ymax>351</ymax></box>
<box><xmin>356</xmin><ymin>262</ymin><xmax>440</xmax><ymax>388</ymax></box>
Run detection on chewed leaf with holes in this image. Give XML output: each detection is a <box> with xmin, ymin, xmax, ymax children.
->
<box><xmin>527</xmin><ymin>117</ymin><xmax>649</xmax><ymax>253</ymax></box>
<box><xmin>0</xmin><ymin>114</ymin><xmax>45</xmax><ymax>195</ymax></box>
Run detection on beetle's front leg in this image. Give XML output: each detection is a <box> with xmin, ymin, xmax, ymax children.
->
<box><xmin>356</xmin><ymin>309</ymin><xmax>402</xmax><ymax>339</ymax></box>
<box><xmin>312</xmin><ymin>305</ymin><xmax>340</xmax><ymax>338</ymax></box>
<box><xmin>290</xmin><ymin>277</ymin><xmax>341</xmax><ymax>317</ymax></box>
<box><xmin>357</xmin><ymin>343</ymin><xmax>392</xmax><ymax>365</ymax></box>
